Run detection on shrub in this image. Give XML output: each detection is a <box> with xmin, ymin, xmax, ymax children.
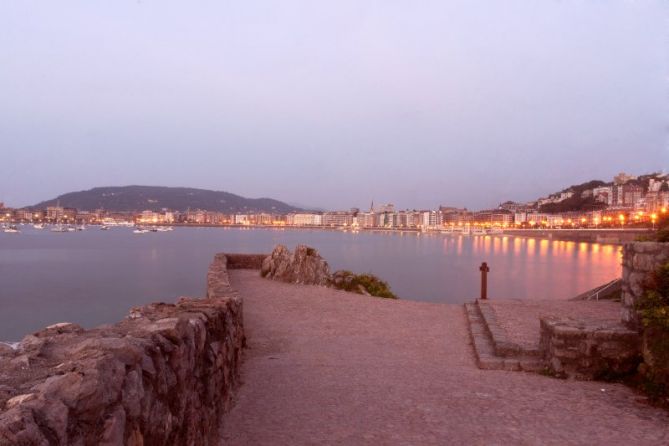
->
<box><xmin>330</xmin><ymin>270</ymin><xmax>397</xmax><ymax>299</ymax></box>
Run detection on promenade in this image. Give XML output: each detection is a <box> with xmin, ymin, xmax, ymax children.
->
<box><xmin>220</xmin><ymin>270</ymin><xmax>668</xmax><ymax>445</ymax></box>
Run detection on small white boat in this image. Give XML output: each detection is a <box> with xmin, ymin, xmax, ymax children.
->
<box><xmin>156</xmin><ymin>226</ymin><xmax>174</xmax><ymax>232</ymax></box>
<box><xmin>76</xmin><ymin>225</ymin><xmax>86</xmax><ymax>231</ymax></box>
<box><xmin>133</xmin><ymin>228</ymin><xmax>150</xmax><ymax>234</ymax></box>
<box><xmin>51</xmin><ymin>224</ymin><xmax>68</xmax><ymax>233</ymax></box>
<box><xmin>33</xmin><ymin>223</ymin><xmax>45</xmax><ymax>229</ymax></box>
<box><xmin>66</xmin><ymin>226</ymin><xmax>76</xmax><ymax>232</ymax></box>
<box><xmin>100</xmin><ymin>225</ymin><xmax>109</xmax><ymax>230</ymax></box>
<box><xmin>3</xmin><ymin>225</ymin><xmax>20</xmax><ymax>234</ymax></box>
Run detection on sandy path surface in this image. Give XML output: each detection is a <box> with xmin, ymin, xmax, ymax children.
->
<box><xmin>220</xmin><ymin>270</ymin><xmax>668</xmax><ymax>445</ymax></box>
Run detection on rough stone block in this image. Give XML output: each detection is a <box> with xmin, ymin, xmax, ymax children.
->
<box><xmin>0</xmin><ymin>253</ymin><xmax>245</xmax><ymax>446</ymax></box>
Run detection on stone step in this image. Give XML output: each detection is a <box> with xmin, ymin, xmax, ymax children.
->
<box><xmin>465</xmin><ymin>302</ymin><xmax>546</xmax><ymax>373</ymax></box>
<box><xmin>465</xmin><ymin>303</ymin><xmax>504</xmax><ymax>371</ymax></box>
<box><xmin>476</xmin><ymin>300</ymin><xmax>542</xmax><ymax>358</ymax></box>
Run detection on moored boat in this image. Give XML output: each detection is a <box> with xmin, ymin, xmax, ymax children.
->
<box><xmin>3</xmin><ymin>225</ymin><xmax>20</xmax><ymax>234</ymax></box>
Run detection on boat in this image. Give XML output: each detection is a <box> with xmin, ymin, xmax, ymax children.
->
<box><xmin>33</xmin><ymin>223</ymin><xmax>45</xmax><ymax>229</ymax></box>
<box><xmin>76</xmin><ymin>225</ymin><xmax>86</xmax><ymax>231</ymax></box>
<box><xmin>3</xmin><ymin>225</ymin><xmax>20</xmax><ymax>234</ymax></box>
<box><xmin>133</xmin><ymin>227</ymin><xmax>150</xmax><ymax>234</ymax></box>
<box><xmin>100</xmin><ymin>225</ymin><xmax>109</xmax><ymax>230</ymax></box>
<box><xmin>51</xmin><ymin>224</ymin><xmax>68</xmax><ymax>233</ymax></box>
<box><xmin>156</xmin><ymin>226</ymin><xmax>173</xmax><ymax>232</ymax></box>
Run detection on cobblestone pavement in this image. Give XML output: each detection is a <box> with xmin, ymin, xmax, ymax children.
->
<box><xmin>220</xmin><ymin>270</ymin><xmax>668</xmax><ymax>445</ymax></box>
<box><xmin>488</xmin><ymin>299</ymin><xmax>622</xmax><ymax>351</ymax></box>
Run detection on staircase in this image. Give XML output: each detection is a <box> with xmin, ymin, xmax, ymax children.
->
<box><xmin>465</xmin><ymin>300</ymin><xmax>545</xmax><ymax>372</ymax></box>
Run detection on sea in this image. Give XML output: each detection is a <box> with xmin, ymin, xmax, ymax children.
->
<box><xmin>0</xmin><ymin>225</ymin><xmax>621</xmax><ymax>341</ymax></box>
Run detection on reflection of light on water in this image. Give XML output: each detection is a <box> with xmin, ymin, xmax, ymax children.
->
<box><xmin>527</xmin><ymin>238</ymin><xmax>535</xmax><ymax>257</ymax></box>
<box><xmin>483</xmin><ymin>236</ymin><xmax>492</xmax><ymax>253</ymax></box>
<box><xmin>539</xmin><ymin>239</ymin><xmax>549</xmax><ymax>257</ymax></box>
<box><xmin>501</xmin><ymin>237</ymin><xmax>508</xmax><ymax>255</ymax></box>
<box><xmin>513</xmin><ymin>237</ymin><xmax>522</xmax><ymax>255</ymax></box>
<box><xmin>493</xmin><ymin>237</ymin><xmax>501</xmax><ymax>253</ymax></box>
<box><xmin>592</xmin><ymin>243</ymin><xmax>600</xmax><ymax>254</ymax></box>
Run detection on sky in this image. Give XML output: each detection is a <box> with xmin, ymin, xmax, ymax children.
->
<box><xmin>1</xmin><ymin>1</ymin><xmax>668</xmax><ymax>211</ymax></box>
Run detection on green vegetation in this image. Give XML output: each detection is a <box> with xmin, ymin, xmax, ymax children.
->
<box><xmin>638</xmin><ymin>214</ymin><xmax>669</xmax><ymax>242</ymax></box>
<box><xmin>634</xmin><ymin>262</ymin><xmax>669</xmax><ymax>402</ymax></box>
<box><xmin>539</xmin><ymin>195</ymin><xmax>605</xmax><ymax>213</ymax></box>
<box><xmin>330</xmin><ymin>270</ymin><xmax>398</xmax><ymax>299</ymax></box>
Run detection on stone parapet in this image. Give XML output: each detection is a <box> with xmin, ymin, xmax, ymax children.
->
<box><xmin>226</xmin><ymin>254</ymin><xmax>268</xmax><ymax>270</ymax></box>
<box><xmin>540</xmin><ymin>318</ymin><xmax>640</xmax><ymax>380</ymax></box>
<box><xmin>621</xmin><ymin>242</ymin><xmax>669</xmax><ymax>328</ymax></box>
<box><xmin>0</xmin><ymin>254</ymin><xmax>244</xmax><ymax>446</ymax></box>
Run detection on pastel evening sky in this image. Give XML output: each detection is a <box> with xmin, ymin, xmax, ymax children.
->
<box><xmin>1</xmin><ymin>1</ymin><xmax>667</xmax><ymax>210</ymax></box>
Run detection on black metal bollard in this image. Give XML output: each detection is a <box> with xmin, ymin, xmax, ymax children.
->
<box><xmin>479</xmin><ymin>262</ymin><xmax>490</xmax><ymax>300</ymax></box>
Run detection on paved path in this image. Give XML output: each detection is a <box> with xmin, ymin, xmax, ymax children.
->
<box><xmin>220</xmin><ymin>270</ymin><xmax>668</xmax><ymax>445</ymax></box>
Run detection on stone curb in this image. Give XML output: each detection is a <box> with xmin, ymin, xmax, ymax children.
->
<box><xmin>476</xmin><ymin>300</ymin><xmax>542</xmax><ymax>358</ymax></box>
<box><xmin>465</xmin><ymin>302</ymin><xmax>546</xmax><ymax>374</ymax></box>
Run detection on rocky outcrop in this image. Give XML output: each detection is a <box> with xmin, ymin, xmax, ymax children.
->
<box><xmin>261</xmin><ymin>245</ymin><xmax>331</xmax><ymax>286</ymax></box>
<box><xmin>0</xmin><ymin>254</ymin><xmax>244</xmax><ymax>446</ymax></box>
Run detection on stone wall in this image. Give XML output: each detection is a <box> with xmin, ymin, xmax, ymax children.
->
<box><xmin>540</xmin><ymin>318</ymin><xmax>640</xmax><ymax>379</ymax></box>
<box><xmin>226</xmin><ymin>253</ymin><xmax>268</xmax><ymax>270</ymax></box>
<box><xmin>621</xmin><ymin>242</ymin><xmax>669</xmax><ymax>328</ymax></box>
<box><xmin>0</xmin><ymin>254</ymin><xmax>244</xmax><ymax>446</ymax></box>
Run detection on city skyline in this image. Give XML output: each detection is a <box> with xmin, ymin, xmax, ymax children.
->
<box><xmin>1</xmin><ymin>1</ymin><xmax>667</xmax><ymax>210</ymax></box>
<box><xmin>0</xmin><ymin>169</ymin><xmax>665</xmax><ymax>212</ymax></box>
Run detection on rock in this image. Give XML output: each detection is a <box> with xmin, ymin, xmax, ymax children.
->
<box><xmin>5</xmin><ymin>393</ymin><xmax>35</xmax><ymax>409</ymax></box>
<box><xmin>0</xmin><ymin>343</ymin><xmax>14</xmax><ymax>356</ymax></box>
<box><xmin>261</xmin><ymin>245</ymin><xmax>331</xmax><ymax>286</ymax></box>
<box><xmin>38</xmin><ymin>322</ymin><xmax>84</xmax><ymax>337</ymax></box>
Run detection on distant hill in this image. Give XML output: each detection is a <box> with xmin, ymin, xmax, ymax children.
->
<box><xmin>30</xmin><ymin>186</ymin><xmax>304</xmax><ymax>214</ymax></box>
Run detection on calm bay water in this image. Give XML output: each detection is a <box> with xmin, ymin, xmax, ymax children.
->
<box><xmin>0</xmin><ymin>226</ymin><xmax>621</xmax><ymax>340</ymax></box>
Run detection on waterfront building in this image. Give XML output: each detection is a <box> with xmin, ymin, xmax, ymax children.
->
<box><xmin>249</xmin><ymin>213</ymin><xmax>274</xmax><ymax>225</ymax></box>
<box><xmin>440</xmin><ymin>207</ymin><xmax>472</xmax><ymax>226</ymax></box>
<box><xmin>593</xmin><ymin>186</ymin><xmax>613</xmax><ymax>205</ymax></box>
<box><xmin>287</xmin><ymin>213</ymin><xmax>323</xmax><ymax>226</ymax></box>
<box><xmin>322</xmin><ymin>211</ymin><xmax>354</xmax><ymax>227</ymax></box>
<box><xmin>13</xmin><ymin>209</ymin><xmax>33</xmax><ymax>221</ymax></box>
<box><xmin>623</xmin><ymin>184</ymin><xmax>644</xmax><ymax>208</ymax></box>
<box><xmin>75</xmin><ymin>211</ymin><xmax>99</xmax><ymax>224</ymax></box>
<box><xmin>62</xmin><ymin>208</ymin><xmax>77</xmax><ymax>223</ymax></box>
<box><xmin>471</xmin><ymin>209</ymin><xmax>513</xmax><ymax>226</ymax></box>
<box><xmin>46</xmin><ymin>206</ymin><xmax>64</xmax><ymax>221</ymax></box>
<box><xmin>234</xmin><ymin>214</ymin><xmax>250</xmax><ymax>225</ymax></box>
<box><xmin>357</xmin><ymin>212</ymin><xmax>376</xmax><ymax>228</ymax></box>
